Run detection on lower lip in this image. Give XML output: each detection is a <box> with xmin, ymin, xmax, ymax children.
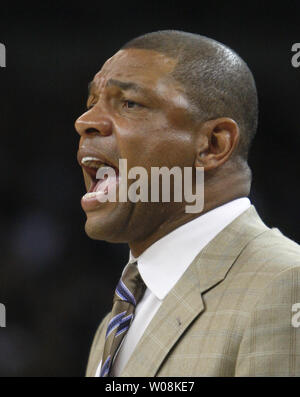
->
<box><xmin>81</xmin><ymin>175</ymin><xmax>120</xmax><ymax>212</ymax></box>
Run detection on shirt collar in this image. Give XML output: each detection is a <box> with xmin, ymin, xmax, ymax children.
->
<box><xmin>128</xmin><ymin>198</ymin><xmax>251</xmax><ymax>301</ymax></box>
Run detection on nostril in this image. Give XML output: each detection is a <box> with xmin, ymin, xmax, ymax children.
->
<box><xmin>85</xmin><ymin>128</ymin><xmax>99</xmax><ymax>134</ymax></box>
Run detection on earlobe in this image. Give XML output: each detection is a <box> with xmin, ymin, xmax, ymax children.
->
<box><xmin>195</xmin><ymin>118</ymin><xmax>239</xmax><ymax>171</ymax></box>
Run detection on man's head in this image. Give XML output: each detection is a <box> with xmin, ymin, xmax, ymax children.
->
<box><xmin>75</xmin><ymin>30</ymin><xmax>258</xmax><ymax>256</ymax></box>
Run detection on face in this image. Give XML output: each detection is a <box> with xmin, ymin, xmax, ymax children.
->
<box><xmin>75</xmin><ymin>48</ymin><xmax>199</xmax><ymax>247</ymax></box>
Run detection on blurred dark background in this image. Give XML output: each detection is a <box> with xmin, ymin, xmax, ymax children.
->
<box><xmin>0</xmin><ymin>1</ymin><xmax>299</xmax><ymax>376</ymax></box>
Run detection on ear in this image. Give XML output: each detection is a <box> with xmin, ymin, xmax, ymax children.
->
<box><xmin>194</xmin><ymin>117</ymin><xmax>240</xmax><ymax>171</ymax></box>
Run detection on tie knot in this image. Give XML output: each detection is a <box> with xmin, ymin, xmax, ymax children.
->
<box><xmin>114</xmin><ymin>262</ymin><xmax>146</xmax><ymax>306</ymax></box>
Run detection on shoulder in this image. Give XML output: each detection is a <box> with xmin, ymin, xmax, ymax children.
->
<box><xmin>234</xmin><ymin>229</ymin><xmax>300</xmax><ymax>376</ymax></box>
<box><xmin>236</xmin><ymin>226</ymin><xmax>300</xmax><ymax>276</ymax></box>
<box><xmin>221</xmin><ymin>222</ymin><xmax>300</xmax><ymax>315</ymax></box>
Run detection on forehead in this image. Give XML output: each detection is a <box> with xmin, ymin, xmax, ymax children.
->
<box><xmin>93</xmin><ymin>48</ymin><xmax>178</xmax><ymax>89</ymax></box>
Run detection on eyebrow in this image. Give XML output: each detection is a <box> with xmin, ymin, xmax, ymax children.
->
<box><xmin>88</xmin><ymin>79</ymin><xmax>149</xmax><ymax>96</ymax></box>
<box><xmin>107</xmin><ymin>78</ymin><xmax>144</xmax><ymax>92</ymax></box>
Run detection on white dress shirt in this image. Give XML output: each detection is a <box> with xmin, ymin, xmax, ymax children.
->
<box><xmin>95</xmin><ymin>197</ymin><xmax>251</xmax><ymax>376</ymax></box>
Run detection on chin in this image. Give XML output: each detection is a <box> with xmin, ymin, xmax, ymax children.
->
<box><xmin>83</xmin><ymin>204</ymin><xmax>133</xmax><ymax>243</ymax></box>
<box><xmin>84</xmin><ymin>221</ymin><xmax>116</xmax><ymax>242</ymax></box>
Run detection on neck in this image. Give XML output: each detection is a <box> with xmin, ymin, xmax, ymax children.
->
<box><xmin>129</xmin><ymin>170</ymin><xmax>250</xmax><ymax>257</ymax></box>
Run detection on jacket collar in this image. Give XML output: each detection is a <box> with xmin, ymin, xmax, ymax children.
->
<box><xmin>136</xmin><ymin>198</ymin><xmax>251</xmax><ymax>300</ymax></box>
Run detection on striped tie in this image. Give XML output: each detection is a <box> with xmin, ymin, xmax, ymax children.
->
<box><xmin>100</xmin><ymin>262</ymin><xmax>146</xmax><ymax>377</ymax></box>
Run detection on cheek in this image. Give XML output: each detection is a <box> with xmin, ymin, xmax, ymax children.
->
<box><xmin>149</xmin><ymin>129</ymin><xmax>196</xmax><ymax>168</ymax></box>
<box><xmin>114</xmin><ymin>117</ymin><xmax>195</xmax><ymax>169</ymax></box>
<box><xmin>130</xmin><ymin>134</ymin><xmax>195</xmax><ymax>170</ymax></box>
<box><xmin>115</xmin><ymin>130</ymin><xmax>148</xmax><ymax>167</ymax></box>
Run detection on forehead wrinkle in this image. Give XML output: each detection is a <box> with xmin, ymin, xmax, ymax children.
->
<box><xmin>88</xmin><ymin>76</ymin><xmax>107</xmax><ymax>99</ymax></box>
<box><xmin>91</xmin><ymin>49</ymin><xmax>177</xmax><ymax>91</ymax></box>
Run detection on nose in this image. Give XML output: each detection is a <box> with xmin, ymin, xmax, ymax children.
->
<box><xmin>74</xmin><ymin>108</ymin><xmax>113</xmax><ymax>138</ymax></box>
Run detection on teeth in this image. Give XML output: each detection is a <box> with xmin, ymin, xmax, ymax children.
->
<box><xmin>81</xmin><ymin>156</ymin><xmax>107</xmax><ymax>169</ymax></box>
<box><xmin>83</xmin><ymin>192</ymin><xmax>97</xmax><ymax>199</ymax></box>
<box><xmin>81</xmin><ymin>156</ymin><xmax>100</xmax><ymax>163</ymax></box>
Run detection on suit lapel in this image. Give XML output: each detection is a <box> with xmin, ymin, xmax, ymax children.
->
<box><xmin>121</xmin><ymin>206</ymin><xmax>268</xmax><ymax>376</ymax></box>
<box><xmin>121</xmin><ymin>255</ymin><xmax>204</xmax><ymax>377</ymax></box>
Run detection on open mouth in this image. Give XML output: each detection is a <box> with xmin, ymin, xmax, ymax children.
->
<box><xmin>81</xmin><ymin>156</ymin><xmax>120</xmax><ymax>200</ymax></box>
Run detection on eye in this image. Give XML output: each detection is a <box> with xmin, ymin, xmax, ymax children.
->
<box><xmin>122</xmin><ymin>100</ymin><xmax>142</xmax><ymax>109</ymax></box>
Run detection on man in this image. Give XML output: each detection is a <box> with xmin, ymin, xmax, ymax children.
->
<box><xmin>75</xmin><ymin>30</ymin><xmax>300</xmax><ymax>377</ymax></box>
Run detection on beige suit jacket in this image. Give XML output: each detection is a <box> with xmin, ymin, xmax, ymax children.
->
<box><xmin>86</xmin><ymin>206</ymin><xmax>300</xmax><ymax>376</ymax></box>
